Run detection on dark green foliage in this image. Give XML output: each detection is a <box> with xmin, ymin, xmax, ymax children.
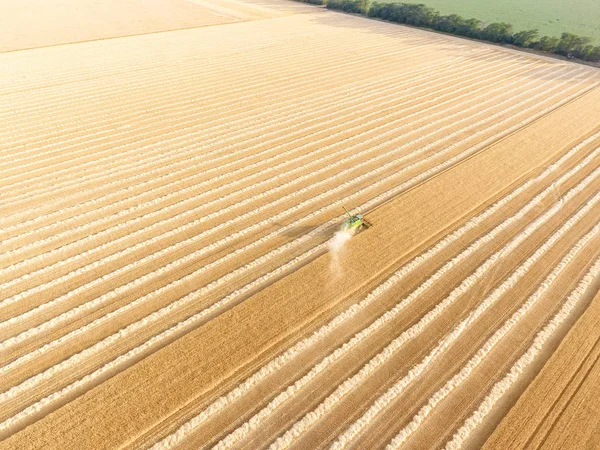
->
<box><xmin>480</xmin><ymin>22</ymin><xmax>514</xmax><ymax>43</ymax></box>
<box><xmin>326</xmin><ymin>0</ymin><xmax>370</xmax><ymax>14</ymax></box>
<box><xmin>556</xmin><ymin>32</ymin><xmax>592</xmax><ymax>57</ymax></box>
<box><xmin>533</xmin><ymin>35</ymin><xmax>560</xmax><ymax>52</ymax></box>
<box><xmin>513</xmin><ymin>29</ymin><xmax>539</xmax><ymax>47</ymax></box>
<box><xmin>324</xmin><ymin>1</ymin><xmax>600</xmax><ymax>62</ymax></box>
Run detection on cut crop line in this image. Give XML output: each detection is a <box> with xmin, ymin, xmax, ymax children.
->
<box><xmin>1</xmin><ymin>50</ymin><xmax>505</xmax><ymax>203</ymax></box>
<box><xmin>0</xmin><ymin>76</ymin><xmax>589</xmax><ymax>375</ymax></box>
<box><xmin>0</xmin><ymin>27</ymin><xmax>422</xmax><ymax>116</ymax></box>
<box><xmin>0</xmin><ymin>28</ymin><xmax>358</xmax><ymax>94</ymax></box>
<box><xmin>0</xmin><ymin>67</ymin><xmax>573</xmax><ymax>325</ymax></box>
<box><xmin>0</xmin><ymin>51</ymin><xmax>491</xmax><ymax>206</ymax></box>
<box><xmin>0</xmin><ymin>24</ymin><xmax>428</xmax><ymax>102</ymax></box>
<box><xmin>0</xmin><ymin>36</ymin><xmax>445</xmax><ymax>169</ymax></box>
<box><xmin>1</xmin><ymin>47</ymin><xmax>440</xmax><ymax>179</ymax></box>
<box><xmin>0</xmin><ymin>31</ymin><xmax>350</xmax><ymax>96</ymax></box>
<box><xmin>0</xmin><ymin>42</ymin><xmax>444</xmax><ymax>163</ymax></box>
<box><xmin>444</xmin><ymin>254</ymin><xmax>600</xmax><ymax>450</ymax></box>
<box><xmin>0</xmin><ymin>35</ymin><xmax>448</xmax><ymax>148</ymax></box>
<box><xmin>0</xmin><ymin>59</ymin><xmax>544</xmax><ymax>278</ymax></box>
<box><xmin>0</xmin><ymin>53</ymin><xmax>465</xmax><ymax>212</ymax></box>
<box><xmin>148</xmin><ymin>132</ymin><xmax>600</xmax><ymax>450</ymax></box>
<box><xmin>0</xmin><ymin>52</ymin><xmax>507</xmax><ymax>214</ymax></box>
<box><xmin>0</xmin><ymin>50</ymin><xmax>503</xmax><ymax>204</ymax></box>
<box><xmin>385</xmin><ymin>222</ymin><xmax>600</xmax><ymax>450</ymax></box>
<box><xmin>0</xmin><ymin>81</ymin><xmax>593</xmax><ymax>431</ymax></box>
<box><xmin>217</xmin><ymin>159</ymin><xmax>600</xmax><ymax>450</ymax></box>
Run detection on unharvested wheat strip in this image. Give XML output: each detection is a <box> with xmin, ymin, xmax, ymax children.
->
<box><xmin>444</xmin><ymin>255</ymin><xmax>600</xmax><ymax>450</ymax></box>
<box><xmin>147</xmin><ymin>133</ymin><xmax>600</xmax><ymax>450</ymax></box>
<box><xmin>0</xmin><ymin>59</ymin><xmax>542</xmax><ymax>275</ymax></box>
<box><xmin>1</xmin><ymin>36</ymin><xmax>448</xmax><ymax>147</ymax></box>
<box><xmin>0</xmin><ymin>35</ymin><xmax>440</xmax><ymax>167</ymax></box>
<box><xmin>0</xmin><ymin>22</ymin><xmax>424</xmax><ymax>106</ymax></box>
<box><xmin>0</xmin><ymin>55</ymin><xmax>512</xmax><ymax>227</ymax></box>
<box><xmin>0</xmin><ymin>71</ymin><xmax>575</xmax><ymax>322</ymax></box>
<box><xmin>269</xmin><ymin>177</ymin><xmax>600</xmax><ymax>450</ymax></box>
<box><xmin>0</xmin><ymin>51</ymin><xmax>503</xmax><ymax>208</ymax></box>
<box><xmin>384</xmin><ymin>223</ymin><xmax>600</xmax><ymax>450</ymax></box>
<box><xmin>216</xmin><ymin>160</ymin><xmax>600</xmax><ymax>450</ymax></box>
<box><xmin>1</xmin><ymin>85</ymin><xmax>596</xmax><ymax>422</ymax></box>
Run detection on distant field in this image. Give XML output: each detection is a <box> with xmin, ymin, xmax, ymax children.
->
<box><xmin>384</xmin><ymin>0</ymin><xmax>600</xmax><ymax>43</ymax></box>
<box><xmin>0</xmin><ymin>0</ymin><xmax>282</xmax><ymax>52</ymax></box>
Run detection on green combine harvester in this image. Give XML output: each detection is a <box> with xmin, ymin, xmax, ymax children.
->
<box><xmin>341</xmin><ymin>206</ymin><xmax>373</xmax><ymax>232</ymax></box>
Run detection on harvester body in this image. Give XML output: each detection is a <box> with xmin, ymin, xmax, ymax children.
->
<box><xmin>341</xmin><ymin>207</ymin><xmax>372</xmax><ymax>231</ymax></box>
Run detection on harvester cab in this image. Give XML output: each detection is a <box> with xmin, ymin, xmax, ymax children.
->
<box><xmin>341</xmin><ymin>207</ymin><xmax>373</xmax><ymax>232</ymax></box>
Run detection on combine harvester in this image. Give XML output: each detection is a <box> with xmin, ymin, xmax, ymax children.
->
<box><xmin>341</xmin><ymin>206</ymin><xmax>373</xmax><ymax>232</ymax></box>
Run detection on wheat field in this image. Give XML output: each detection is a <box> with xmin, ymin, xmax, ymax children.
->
<box><xmin>1</xmin><ymin>1</ymin><xmax>600</xmax><ymax>449</ymax></box>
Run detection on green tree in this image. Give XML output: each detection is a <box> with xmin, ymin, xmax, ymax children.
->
<box><xmin>459</xmin><ymin>18</ymin><xmax>483</xmax><ymax>38</ymax></box>
<box><xmin>556</xmin><ymin>32</ymin><xmax>590</xmax><ymax>57</ymax></box>
<box><xmin>533</xmin><ymin>36</ymin><xmax>560</xmax><ymax>52</ymax></box>
<box><xmin>513</xmin><ymin>29</ymin><xmax>539</xmax><ymax>47</ymax></box>
<box><xmin>588</xmin><ymin>46</ymin><xmax>600</xmax><ymax>62</ymax></box>
<box><xmin>481</xmin><ymin>22</ymin><xmax>513</xmax><ymax>43</ymax></box>
<box><xmin>358</xmin><ymin>0</ymin><xmax>370</xmax><ymax>13</ymax></box>
<box><xmin>434</xmin><ymin>14</ymin><xmax>466</xmax><ymax>33</ymax></box>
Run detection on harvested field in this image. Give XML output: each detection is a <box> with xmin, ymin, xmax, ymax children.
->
<box><xmin>1</xmin><ymin>1</ymin><xmax>600</xmax><ymax>449</ymax></box>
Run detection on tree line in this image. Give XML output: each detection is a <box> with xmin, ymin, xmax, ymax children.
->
<box><xmin>295</xmin><ymin>0</ymin><xmax>600</xmax><ymax>63</ymax></box>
